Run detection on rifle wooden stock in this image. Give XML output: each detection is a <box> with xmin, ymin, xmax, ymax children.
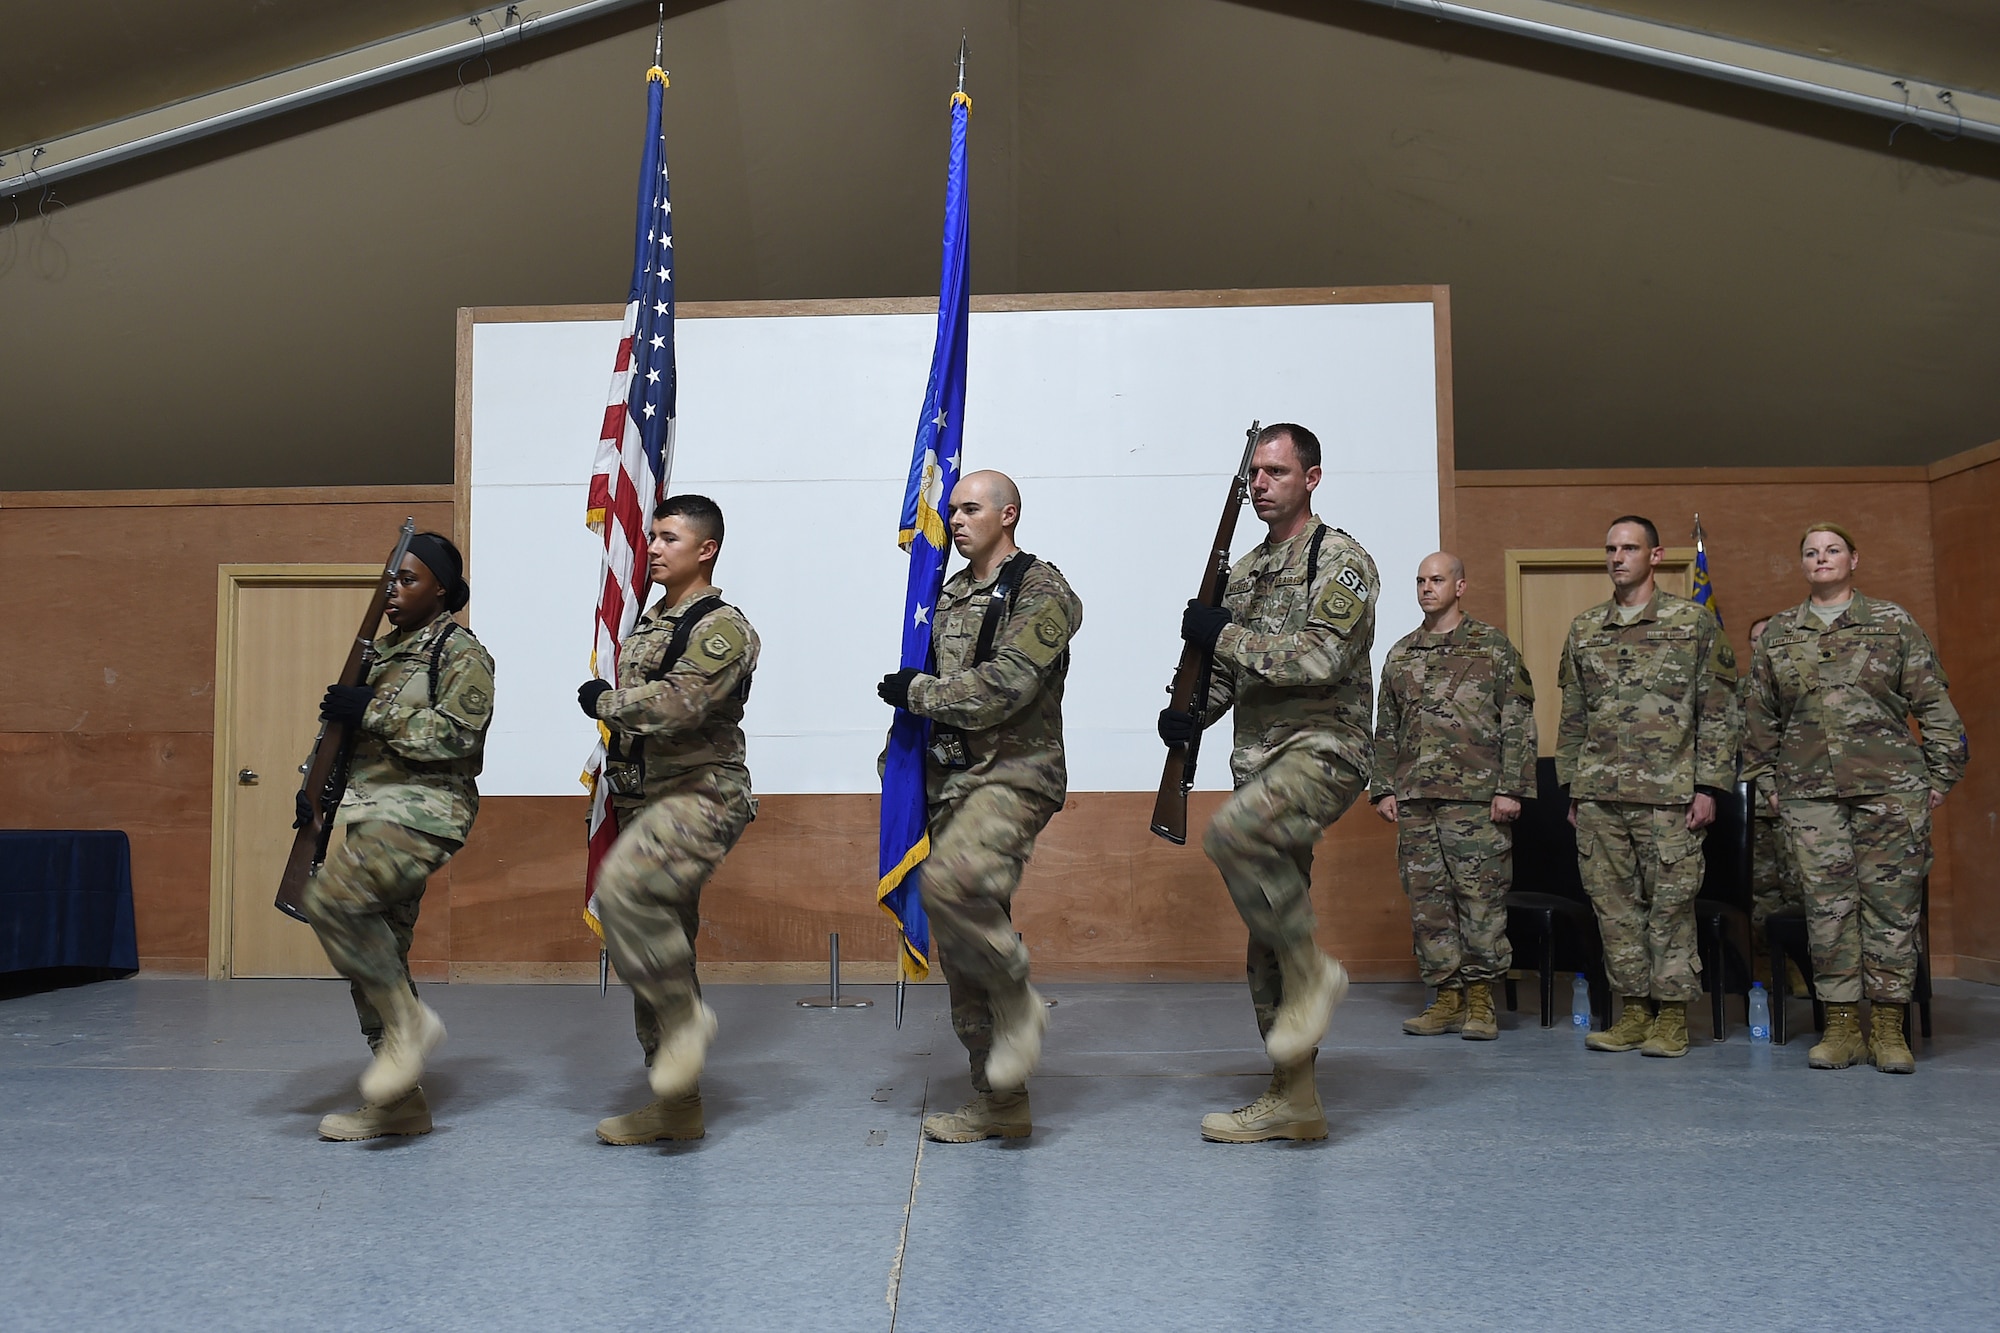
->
<box><xmin>1150</xmin><ymin>421</ymin><xmax>1260</xmax><ymax>844</ymax></box>
<box><xmin>274</xmin><ymin>519</ymin><xmax>417</xmax><ymax>922</ymax></box>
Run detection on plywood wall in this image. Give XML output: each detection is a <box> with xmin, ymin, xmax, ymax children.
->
<box><xmin>4</xmin><ymin>456</ymin><xmax>1989</xmax><ymax>981</ymax></box>
<box><xmin>1928</xmin><ymin>448</ymin><xmax>2000</xmax><ymax>979</ymax></box>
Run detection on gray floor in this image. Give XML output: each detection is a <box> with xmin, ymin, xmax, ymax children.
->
<box><xmin>5</xmin><ymin>977</ymin><xmax>1999</xmax><ymax>1332</ymax></box>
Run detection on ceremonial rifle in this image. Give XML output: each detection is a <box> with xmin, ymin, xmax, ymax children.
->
<box><xmin>1150</xmin><ymin>421</ymin><xmax>1259</xmax><ymax>845</ymax></box>
<box><xmin>274</xmin><ymin>519</ymin><xmax>417</xmax><ymax>922</ymax></box>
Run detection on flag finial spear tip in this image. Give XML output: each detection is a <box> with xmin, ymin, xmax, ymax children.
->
<box><xmin>957</xmin><ymin>33</ymin><xmax>967</xmax><ymax>93</ymax></box>
<box><xmin>654</xmin><ymin>2</ymin><xmax>665</xmax><ymax>67</ymax></box>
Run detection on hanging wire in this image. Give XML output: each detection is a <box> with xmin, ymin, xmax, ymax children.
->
<box><xmin>1888</xmin><ymin>79</ymin><xmax>1964</xmax><ymax>146</ymax></box>
<box><xmin>456</xmin><ymin>11</ymin><xmax>495</xmax><ymax>124</ymax></box>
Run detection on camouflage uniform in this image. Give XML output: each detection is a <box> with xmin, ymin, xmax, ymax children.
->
<box><xmin>1556</xmin><ymin>591</ymin><xmax>1740</xmax><ymax>1003</ymax></box>
<box><xmin>1203</xmin><ymin>517</ymin><xmax>1378</xmax><ymax>1036</ymax></box>
<box><xmin>1743</xmin><ymin>593</ymin><xmax>1965</xmax><ymax>1004</ymax></box>
<box><xmin>304</xmin><ymin>612</ymin><xmax>494</xmax><ymax>1048</ymax></box>
<box><xmin>592</xmin><ymin>587</ymin><xmax>759</xmax><ymax>1060</ymax></box>
<box><xmin>1370</xmin><ymin>616</ymin><xmax>1536</xmax><ymax>987</ymax></box>
<box><xmin>1739</xmin><ymin>678</ymin><xmax>1804</xmax><ymax>935</ymax></box>
<box><xmin>904</xmin><ymin>555</ymin><xmax>1081</xmax><ymax>1093</ymax></box>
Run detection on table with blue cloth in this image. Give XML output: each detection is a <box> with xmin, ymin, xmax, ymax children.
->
<box><xmin>0</xmin><ymin>830</ymin><xmax>140</xmax><ymax>976</ymax></box>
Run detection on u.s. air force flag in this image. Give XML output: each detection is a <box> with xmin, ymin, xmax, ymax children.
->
<box><xmin>1691</xmin><ymin>514</ymin><xmax>1722</xmax><ymax>628</ymax></box>
<box><xmin>877</xmin><ymin>86</ymin><xmax>973</xmax><ymax>983</ymax></box>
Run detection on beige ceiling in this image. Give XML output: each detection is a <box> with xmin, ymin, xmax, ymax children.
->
<box><xmin>1</xmin><ymin>0</ymin><xmax>1996</xmax><ymax>490</ymax></box>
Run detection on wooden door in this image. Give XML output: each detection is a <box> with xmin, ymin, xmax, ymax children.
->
<box><xmin>1508</xmin><ymin>552</ymin><xmax>1691</xmax><ymax>758</ymax></box>
<box><xmin>218</xmin><ymin>576</ymin><xmax>377</xmax><ymax>977</ymax></box>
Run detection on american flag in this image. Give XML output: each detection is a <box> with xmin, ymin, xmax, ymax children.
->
<box><xmin>582</xmin><ymin>64</ymin><xmax>676</xmax><ymax>929</ymax></box>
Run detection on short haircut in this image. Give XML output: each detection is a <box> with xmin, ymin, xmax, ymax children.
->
<box><xmin>1256</xmin><ymin>422</ymin><xmax>1322</xmax><ymax>471</ymax></box>
<box><xmin>1799</xmin><ymin>521</ymin><xmax>1858</xmax><ymax>554</ymax></box>
<box><xmin>655</xmin><ymin>493</ymin><xmax>725</xmax><ymax>548</ymax></box>
<box><xmin>1607</xmin><ymin>514</ymin><xmax>1661</xmax><ymax>549</ymax></box>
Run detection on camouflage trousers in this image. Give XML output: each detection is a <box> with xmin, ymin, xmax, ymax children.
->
<box><xmin>1750</xmin><ymin>814</ymin><xmax>1805</xmax><ymax>934</ymax></box>
<box><xmin>1395</xmin><ymin>799</ymin><xmax>1514</xmax><ymax>987</ymax></box>
<box><xmin>595</xmin><ymin>772</ymin><xmax>755</xmax><ymax>1062</ymax></box>
<box><xmin>1205</xmin><ymin>748</ymin><xmax>1365</xmax><ymax>1038</ymax></box>
<box><xmin>1779</xmin><ymin>795</ymin><xmax>1931</xmax><ymax>1004</ymax></box>
<box><xmin>303</xmin><ymin>820</ymin><xmax>457</xmax><ymax>1050</ymax></box>
<box><xmin>926</xmin><ymin>782</ymin><xmax>1061</xmax><ymax>1093</ymax></box>
<box><xmin>1575</xmin><ymin>801</ymin><xmax>1706</xmax><ymax>1003</ymax></box>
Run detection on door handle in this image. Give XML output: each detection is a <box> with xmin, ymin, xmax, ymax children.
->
<box><xmin>238</xmin><ymin>768</ymin><xmax>260</xmax><ymax>785</ymax></box>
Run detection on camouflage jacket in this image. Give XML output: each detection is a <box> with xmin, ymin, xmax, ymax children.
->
<box><xmin>1370</xmin><ymin>615</ymin><xmax>1536</xmax><ymax>804</ymax></box>
<box><xmin>1204</xmin><ymin>516</ymin><xmax>1378</xmax><ymax>786</ymax></box>
<box><xmin>907</xmin><ymin>554</ymin><xmax>1081</xmax><ymax>807</ymax></box>
<box><xmin>1743</xmin><ymin>592</ymin><xmax>1966</xmax><ymax>800</ymax></box>
<box><xmin>1556</xmin><ymin>589</ymin><xmax>1740</xmax><ymax>804</ymax></box>
<box><xmin>337</xmin><ymin>612</ymin><xmax>493</xmax><ymax>843</ymax></box>
<box><xmin>598</xmin><ymin>585</ymin><xmax>758</xmax><ymax>811</ymax></box>
<box><xmin>1737</xmin><ymin>674</ymin><xmax>1779</xmax><ymax>821</ymax></box>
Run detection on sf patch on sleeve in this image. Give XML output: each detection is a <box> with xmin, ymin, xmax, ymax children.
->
<box><xmin>688</xmin><ymin>616</ymin><xmax>748</xmax><ymax>675</ymax></box>
<box><xmin>1313</xmin><ymin>562</ymin><xmax>1371</xmax><ymax>633</ymax></box>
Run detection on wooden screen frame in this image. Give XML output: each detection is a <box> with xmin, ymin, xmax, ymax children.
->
<box><xmin>207</xmin><ymin>563</ymin><xmax>380</xmax><ymax>979</ymax></box>
<box><xmin>451</xmin><ymin>285</ymin><xmax>1459</xmax><ymax>584</ymax></box>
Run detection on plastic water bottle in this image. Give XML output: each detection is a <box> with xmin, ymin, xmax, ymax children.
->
<box><xmin>1747</xmin><ymin>983</ymin><xmax>1771</xmax><ymax>1043</ymax></box>
<box><xmin>1571</xmin><ymin>974</ymin><xmax>1591</xmax><ymax>1030</ymax></box>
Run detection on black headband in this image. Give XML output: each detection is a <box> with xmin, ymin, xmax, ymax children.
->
<box><xmin>406</xmin><ymin>533</ymin><xmax>469</xmax><ymax>609</ymax></box>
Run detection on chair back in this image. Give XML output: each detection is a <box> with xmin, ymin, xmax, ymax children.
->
<box><xmin>1512</xmin><ymin>758</ymin><xmax>1587</xmax><ymax>903</ymax></box>
<box><xmin>1697</xmin><ymin>779</ymin><xmax>1755</xmax><ymax>911</ymax></box>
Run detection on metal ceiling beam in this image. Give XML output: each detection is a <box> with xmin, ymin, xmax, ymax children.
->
<box><xmin>1353</xmin><ymin>0</ymin><xmax>2000</xmax><ymax>145</ymax></box>
<box><xmin>0</xmin><ymin>0</ymin><xmax>654</xmax><ymax>196</ymax></box>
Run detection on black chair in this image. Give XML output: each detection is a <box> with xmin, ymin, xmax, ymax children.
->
<box><xmin>1692</xmin><ymin>781</ymin><xmax>1757</xmax><ymax>1041</ymax></box>
<box><xmin>1503</xmin><ymin>758</ymin><xmax>1612</xmax><ymax>1029</ymax></box>
<box><xmin>1765</xmin><ymin>877</ymin><xmax>1933</xmax><ymax>1046</ymax></box>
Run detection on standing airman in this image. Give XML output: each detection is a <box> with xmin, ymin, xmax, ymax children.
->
<box><xmin>1743</xmin><ymin>523</ymin><xmax>1966</xmax><ymax>1073</ymax></box>
<box><xmin>1372</xmin><ymin>552</ymin><xmax>1536</xmax><ymax>1041</ymax></box>
<box><xmin>1557</xmin><ymin>516</ymin><xmax>1740</xmax><ymax>1058</ymax></box>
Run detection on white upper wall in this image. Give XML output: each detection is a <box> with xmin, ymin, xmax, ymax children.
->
<box><xmin>469</xmin><ymin>298</ymin><xmax>1443</xmax><ymax>796</ymax></box>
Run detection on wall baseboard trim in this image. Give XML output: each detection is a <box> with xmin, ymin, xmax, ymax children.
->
<box><xmin>137</xmin><ymin>957</ymin><xmax>207</xmax><ymax>976</ymax></box>
<box><xmin>1953</xmin><ymin>956</ymin><xmax>2000</xmax><ymax>987</ymax></box>
<box><xmin>437</xmin><ymin>959</ymin><xmax>1428</xmax><ymax>985</ymax></box>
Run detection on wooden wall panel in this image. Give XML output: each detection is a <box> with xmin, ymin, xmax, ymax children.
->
<box><xmin>447</xmin><ymin>791</ymin><xmax>1415</xmax><ymax>982</ymax></box>
<box><xmin>0</xmin><ymin>731</ymin><xmax>212</xmax><ymax>968</ymax></box>
<box><xmin>1930</xmin><ymin>458</ymin><xmax>2000</xmax><ymax>973</ymax></box>
<box><xmin>0</xmin><ymin>495</ymin><xmax>452</xmax><ymax>967</ymax></box>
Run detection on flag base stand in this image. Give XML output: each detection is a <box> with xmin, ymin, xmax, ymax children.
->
<box><xmin>797</xmin><ymin>931</ymin><xmax>872</xmax><ymax>1010</ymax></box>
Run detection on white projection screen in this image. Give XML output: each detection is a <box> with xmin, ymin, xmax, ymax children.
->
<box><xmin>460</xmin><ymin>289</ymin><xmax>1451</xmax><ymax>798</ymax></box>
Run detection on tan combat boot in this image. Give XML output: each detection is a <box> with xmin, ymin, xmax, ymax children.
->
<box><xmin>1869</xmin><ymin>1004</ymin><xmax>1915</xmax><ymax>1074</ymax></box>
<box><xmin>648</xmin><ymin>1000</ymin><xmax>719</xmax><ymax>1098</ymax></box>
<box><xmin>319</xmin><ymin>1085</ymin><xmax>432</xmax><ymax>1141</ymax></box>
<box><xmin>1460</xmin><ymin>981</ymin><xmax>1499</xmax><ymax>1041</ymax></box>
<box><xmin>359</xmin><ymin>998</ymin><xmax>446</xmax><ymax>1105</ymax></box>
<box><xmin>1402</xmin><ymin>987</ymin><xmax>1464</xmax><ymax>1036</ymax></box>
<box><xmin>1808</xmin><ymin>1002</ymin><xmax>1868</xmax><ymax>1069</ymax></box>
<box><xmin>1585</xmin><ymin>996</ymin><xmax>1653</xmax><ymax>1052</ymax></box>
<box><xmin>923</xmin><ymin>1090</ymin><xmax>1031</xmax><ymax>1142</ymax></box>
<box><xmin>1200</xmin><ymin>1057</ymin><xmax>1328</xmax><ymax>1143</ymax></box>
<box><xmin>597</xmin><ymin>1090</ymin><xmax>705</xmax><ymax>1144</ymax></box>
<box><xmin>1640</xmin><ymin>1000</ymin><xmax>1689</xmax><ymax>1057</ymax></box>
<box><xmin>984</xmin><ymin>986</ymin><xmax>1049</xmax><ymax>1092</ymax></box>
<box><xmin>1266</xmin><ymin>948</ymin><xmax>1350</xmax><ymax>1066</ymax></box>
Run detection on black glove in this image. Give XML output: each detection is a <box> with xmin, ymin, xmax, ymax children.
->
<box><xmin>1158</xmin><ymin>708</ymin><xmax>1197</xmax><ymax>746</ymax></box>
<box><xmin>292</xmin><ymin>789</ymin><xmax>314</xmax><ymax>831</ymax></box>
<box><xmin>1181</xmin><ymin>600</ymin><xmax>1232</xmax><ymax>651</ymax></box>
<box><xmin>577</xmin><ymin>679</ymin><xmax>614</xmax><ymax>719</ymax></box>
<box><xmin>320</xmin><ymin>684</ymin><xmax>374</xmax><ymax>727</ymax></box>
<box><xmin>877</xmin><ymin>668</ymin><xmax>928</xmax><ymax>711</ymax></box>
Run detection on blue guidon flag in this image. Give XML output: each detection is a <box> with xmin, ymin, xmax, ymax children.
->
<box><xmin>1691</xmin><ymin>514</ymin><xmax>1722</xmax><ymax>628</ymax></box>
<box><xmin>877</xmin><ymin>85</ymin><xmax>973</xmax><ymax>982</ymax></box>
